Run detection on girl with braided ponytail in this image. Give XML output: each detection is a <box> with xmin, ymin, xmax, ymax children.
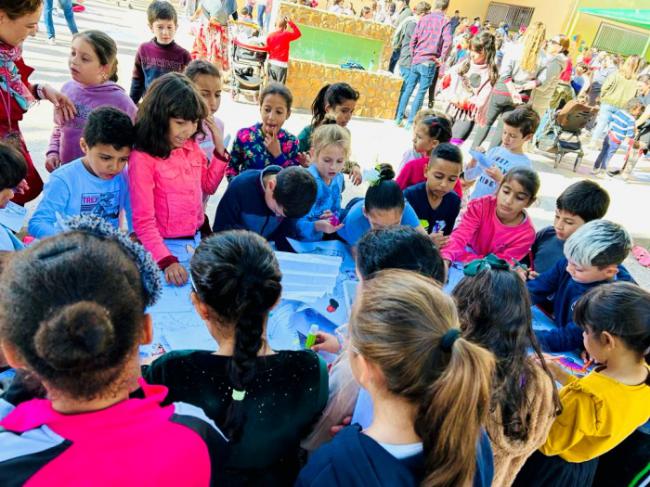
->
<box><xmin>298</xmin><ymin>269</ymin><xmax>496</xmax><ymax>487</ymax></box>
<box><xmin>144</xmin><ymin>230</ymin><xmax>328</xmax><ymax>485</ymax></box>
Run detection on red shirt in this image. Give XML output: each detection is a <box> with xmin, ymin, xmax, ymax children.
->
<box><xmin>265</xmin><ymin>21</ymin><xmax>302</xmax><ymax>63</ymax></box>
<box><xmin>396</xmin><ymin>156</ymin><xmax>463</xmax><ymax>198</ymax></box>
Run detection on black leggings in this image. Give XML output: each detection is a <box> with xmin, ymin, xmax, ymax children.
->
<box><xmin>451</xmin><ymin>119</ymin><xmax>475</xmax><ymax>141</ymax></box>
<box><xmin>470</xmin><ymin>90</ymin><xmax>515</xmax><ymax>149</ymax></box>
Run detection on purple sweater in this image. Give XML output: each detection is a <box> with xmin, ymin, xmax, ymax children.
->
<box><xmin>47</xmin><ymin>81</ymin><xmax>137</xmax><ymax>164</ymax></box>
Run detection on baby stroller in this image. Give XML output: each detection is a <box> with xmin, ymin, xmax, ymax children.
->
<box><xmin>534</xmin><ymin>100</ymin><xmax>597</xmax><ymax>171</ymax></box>
<box><xmin>230</xmin><ymin>21</ymin><xmax>267</xmax><ymax>103</ymax></box>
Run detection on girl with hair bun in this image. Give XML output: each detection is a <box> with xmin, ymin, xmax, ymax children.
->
<box><xmin>298</xmin><ymin>269</ymin><xmax>496</xmax><ymax>486</ymax></box>
<box><xmin>144</xmin><ymin>230</ymin><xmax>328</xmax><ymax>485</ymax></box>
<box><xmin>337</xmin><ymin>164</ymin><xmax>425</xmax><ymax>246</ymax></box>
<box><xmin>0</xmin><ymin>217</ymin><xmax>226</xmax><ymax>486</ymax></box>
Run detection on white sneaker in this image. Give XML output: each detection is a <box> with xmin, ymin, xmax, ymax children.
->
<box><xmin>47</xmin><ymin>37</ymin><xmax>56</xmax><ymax>45</ymax></box>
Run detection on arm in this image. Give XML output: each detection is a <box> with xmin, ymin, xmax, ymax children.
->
<box><xmin>535</xmin><ymin>322</ymin><xmax>584</xmax><ymax>352</ymax></box>
<box><xmin>439</xmin><ymin>22</ymin><xmax>453</xmax><ymax>61</ymax></box>
<box><xmin>200</xmin><ymin>146</ymin><xmax>228</xmax><ymax>195</ymax></box>
<box><xmin>526</xmin><ymin>260</ymin><xmax>563</xmax><ymax>305</ymax></box>
<box><xmin>47</xmin><ymin>124</ymin><xmax>62</xmax><ymax>159</ymax></box>
<box><xmin>212</xmin><ymin>184</ymin><xmax>244</xmax><ymax>232</ymax></box>
<box><xmin>288</xmin><ymin>20</ymin><xmax>302</xmax><ymax>41</ymax></box>
<box><xmin>130</xmin><ymin>49</ymin><xmax>145</xmax><ymax>104</ymax></box>
<box><xmin>441</xmin><ymin>199</ymin><xmax>482</xmax><ymax>262</ymax></box>
<box><xmin>27</xmin><ymin>175</ymin><xmax>71</xmax><ymax>239</ymax></box>
<box><xmin>492</xmin><ymin>224</ymin><xmax>535</xmax><ymax>263</ymax></box>
<box><xmin>409</xmin><ymin>18</ymin><xmax>422</xmax><ymax>54</ymax></box>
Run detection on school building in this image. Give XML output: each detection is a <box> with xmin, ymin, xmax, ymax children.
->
<box><xmin>449</xmin><ymin>0</ymin><xmax>650</xmax><ymax>60</ymax></box>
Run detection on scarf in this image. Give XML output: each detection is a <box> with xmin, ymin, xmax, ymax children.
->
<box><xmin>0</xmin><ymin>41</ymin><xmax>35</xmax><ymax>112</ymax></box>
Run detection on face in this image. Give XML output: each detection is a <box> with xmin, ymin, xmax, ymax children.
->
<box><xmin>0</xmin><ymin>8</ymin><xmax>41</xmax><ymax>47</ymax></box>
<box><xmin>639</xmin><ymin>81</ymin><xmax>650</xmax><ymax>95</ymax></box>
<box><xmin>566</xmin><ymin>260</ymin><xmax>617</xmax><ymax>284</ymax></box>
<box><xmin>69</xmin><ymin>37</ymin><xmax>107</xmax><ymax>86</ymax></box>
<box><xmin>260</xmin><ymin>94</ymin><xmax>290</xmax><ymax>136</ymax></box>
<box><xmin>168</xmin><ymin>118</ymin><xmax>199</xmax><ymax>149</ymax></box>
<box><xmin>426</xmin><ymin>159</ymin><xmax>461</xmax><ymax>199</ymax></box>
<box><xmin>326</xmin><ymin>99</ymin><xmax>356</xmax><ymax>127</ymax></box>
<box><xmin>364</xmin><ymin>207</ymin><xmax>403</xmax><ymax>230</ymax></box>
<box><xmin>0</xmin><ymin>187</ymin><xmax>15</xmax><ymax>208</ymax></box>
<box><xmin>150</xmin><ymin>19</ymin><xmax>176</xmax><ymax>45</ymax></box>
<box><xmin>263</xmin><ymin>179</ymin><xmax>286</xmax><ymax>217</ymax></box>
<box><xmin>193</xmin><ymin>74</ymin><xmax>222</xmax><ymax>114</ymax></box>
<box><xmin>413</xmin><ymin>122</ymin><xmax>439</xmax><ymax>154</ymax></box>
<box><xmin>314</xmin><ymin>144</ymin><xmax>346</xmax><ymax>183</ymax></box>
<box><xmin>81</xmin><ymin>141</ymin><xmax>130</xmax><ymax>180</ymax></box>
<box><xmin>501</xmin><ymin>123</ymin><xmax>530</xmax><ymax>152</ymax></box>
<box><xmin>496</xmin><ymin>179</ymin><xmax>533</xmax><ymax>223</ymax></box>
<box><xmin>470</xmin><ymin>47</ymin><xmax>486</xmax><ymax>64</ymax></box>
<box><xmin>553</xmin><ymin>210</ymin><xmax>585</xmax><ymax>241</ymax></box>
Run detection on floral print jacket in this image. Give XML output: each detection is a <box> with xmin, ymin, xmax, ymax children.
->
<box><xmin>226</xmin><ymin>122</ymin><xmax>299</xmax><ymax>178</ymax></box>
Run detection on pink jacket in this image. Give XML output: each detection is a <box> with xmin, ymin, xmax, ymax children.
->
<box><xmin>441</xmin><ymin>195</ymin><xmax>535</xmax><ymax>263</ymax></box>
<box><xmin>129</xmin><ymin>139</ymin><xmax>227</xmax><ymax>266</ymax></box>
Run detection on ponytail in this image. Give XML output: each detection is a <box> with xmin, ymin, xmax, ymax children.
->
<box><xmin>310</xmin><ymin>82</ymin><xmax>360</xmax><ymax>128</ymax></box>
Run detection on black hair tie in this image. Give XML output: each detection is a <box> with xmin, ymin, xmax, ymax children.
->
<box><xmin>440</xmin><ymin>328</ymin><xmax>461</xmax><ymax>352</ymax></box>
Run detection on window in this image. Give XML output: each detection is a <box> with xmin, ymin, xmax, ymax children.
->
<box><xmin>592</xmin><ymin>23</ymin><xmax>648</xmax><ymax>57</ymax></box>
<box><xmin>486</xmin><ymin>2</ymin><xmax>535</xmax><ymax>29</ymax></box>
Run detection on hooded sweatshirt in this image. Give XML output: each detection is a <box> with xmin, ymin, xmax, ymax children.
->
<box><xmin>47</xmin><ymin>81</ymin><xmax>137</xmax><ymax>165</ymax></box>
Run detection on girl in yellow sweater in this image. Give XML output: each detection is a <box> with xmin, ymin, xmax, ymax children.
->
<box><xmin>514</xmin><ymin>281</ymin><xmax>650</xmax><ymax>487</ymax></box>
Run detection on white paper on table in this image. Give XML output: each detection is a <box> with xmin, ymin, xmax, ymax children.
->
<box><xmin>275</xmin><ymin>251</ymin><xmax>341</xmax><ymax>303</ymax></box>
<box><xmin>286</xmin><ymin>238</ymin><xmax>356</xmax><ymax>273</ymax></box>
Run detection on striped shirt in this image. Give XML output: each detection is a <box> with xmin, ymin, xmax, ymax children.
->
<box><xmin>608</xmin><ymin>108</ymin><xmax>636</xmax><ymax>143</ymax></box>
<box><xmin>410</xmin><ymin>11</ymin><xmax>452</xmax><ymax>65</ymax></box>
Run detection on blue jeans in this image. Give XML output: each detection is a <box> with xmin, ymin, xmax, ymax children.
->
<box><xmin>43</xmin><ymin>0</ymin><xmax>78</xmax><ymax>39</ymax></box>
<box><xmin>257</xmin><ymin>4</ymin><xmax>266</xmax><ymax>29</ymax></box>
<box><xmin>593</xmin><ymin>134</ymin><xmax>620</xmax><ymax>170</ymax></box>
<box><xmin>395</xmin><ymin>62</ymin><xmax>437</xmax><ymax>124</ymax></box>
<box><xmin>591</xmin><ymin>103</ymin><xmax>617</xmax><ymax>142</ymax></box>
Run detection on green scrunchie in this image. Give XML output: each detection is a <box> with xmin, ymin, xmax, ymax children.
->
<box><xmin>463</xmin><ymin>254</ymin><xmax>511</xmax><ymax>277</ymax></box>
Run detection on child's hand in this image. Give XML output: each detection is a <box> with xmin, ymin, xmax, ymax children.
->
<box><xmin>13</xmin><ymin>179</ymin><xmax>29</xmax><ymax>195</ymax></box>
<box><xmin>164</xmin><ymin>263</ymin><xmax>189</xmax><ymax>286</ymax></box>
<box><xmin>350</xmin><ymin>165</ymin><xmax>362</xmax><ymax>185</ymax></box>
<box><xmin>45</xmin><ymin>153</ymin><xmax>61</xmax><ymax>173</ymax></box>
<box><xmin>205</xmin><ymin>117</ymin><xmax>225</xmax><ymax>155</ymax></box>
<box><xmin>330</xmin><ymin>416</ymin><xmax>352</xmax><ymax>437</ymax></box>
<box><xmin>297</xmin><ymin>151</ymin><xmax>311</xmax><ymax>167</ymax></box>
<box><xmin>540</xmin><ymin>354</ymin><xmax>572</xmax><ymax>385</ymax></box>
<box><xmin>429</xmin><ymin>231</ymin><xmax>449</xmax><ymax>249</ymax></box>
<box><xmin>315</xmin><ymin>219</ymin><xmax>344</xmax><ymax>234</ymax></box>
<box><xmin>310</xmin><ymin>331</ymin><xmax>341</xmax><ymax>353</ymax></box>
<box><xmin>485</xmin><ymin>165</ymin><xmax>504</xmax><ymax>183</ymax></box>
<box><xmin>264</xmin><ymin>128</ymin><xmax>282</xmax><ymax>158</ymax></box>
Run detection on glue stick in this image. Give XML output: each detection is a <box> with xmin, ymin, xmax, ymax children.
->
<box><xmin>305</xmin><ymin>324</ymin><xmax>319</xmax><ymax>349</ymax></box>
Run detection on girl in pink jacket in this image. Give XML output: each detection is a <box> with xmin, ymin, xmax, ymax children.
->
<box><xmin>442</xmin><ymin>167</ymin><xmax>539</xmax><ymax>265</ymax></box>
<box><xmin>129</xmin><ymin>73</ymin><xmax>228</xmax><ymax>286</ymax></box>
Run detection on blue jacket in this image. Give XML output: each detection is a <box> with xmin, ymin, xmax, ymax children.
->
<box><xmin>528</xmin><ymin>258</ymin><xmax>635</xmax><ymax>352</ymax></box>
<box><xmin>213</xmin><ymin>166</ymin><xmax>298</xmax><ymax>242</ymax></box>
<box><xmin>296</xmin><ymin>165</ymin><xmax>344</xmax><ymax>241</ymax></box>
<box><xmin>296</xmin><ymin>424</ymin><xmax>494</xmax><ymax>487</ymax></box>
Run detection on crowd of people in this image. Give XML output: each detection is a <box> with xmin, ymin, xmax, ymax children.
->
<box><xmin>0</xmin><ymin>0</ymin><xmax>648</xmax><ymax>486</ymax></box>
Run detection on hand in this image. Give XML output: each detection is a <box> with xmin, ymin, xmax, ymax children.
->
<box><xmin>310</xmin><ymin>331</ymin><xmax>341</xmax><ymax>353</ymax></box>
<box><xmin>329</xmin><ymin>416</ymin><xmax>352</xmax><ymax>437</ymax></box>
<box><xmin>540</xmin><ymin>354</ymin><xmax>572</xmax><ymax>385</ymax></box>
<box><xmin>350</xmin><ymin>165</ymin><xmax>362</xmax><ymax>185</ymax></box>
<box><xmin>164</xmin><ymin>263</ymin><xmax>188</xmax><ymax>286</ymax></box>
<box><xmin>319</xmin><ymin>210</ymin><xmax>333</xmax><ymax>220</ymax></box>
<box><xmin>205</xmin><ymin>117</ymin><xmax>225</xmax><ymax>155</ymax></box>
<box><xmin>42</xmin><ymin>85</ymin><xmax>76</xmax><ymax>122</ymax></box>
<box><xmin>45</xmin><ymin>153</ymin><xmax>61</xmax><ymax>173</ymax></box>
<box><xmin>580</xmin><ymin>350</ymin><xmax>591</xmax><ymax>364</ymax></box>
<box><xmin>485</xmin><ymin>165</ymin><xmax>504</xmax><ymax>183</ymax></box>
<box><xmin>13</xmin><ymin>179</ymin><xmax>29</xmax><ymax>195</ymax></box>
<box><xmin>511</xmin><ymin>92</ymin><xmax>523</xmax><ymax>105</ymax></box>
<box><xmin>263</xmin><ymin>128</ymin><xmax>282</xmax><ymax>158</ymax></box>
<box><xmin>429</xmin><ymin>231</ymin><xmax>449</xmax><ymax>249</ymax></box>
<box><xmin>297</xmin><ymin>151</ymin><xmax>311</xmax><ymax>167</ymax></box>
<box><xmin>314</xmin><ymin>219</ymin><xmax>344</xmax><ymax>234</ymax></box>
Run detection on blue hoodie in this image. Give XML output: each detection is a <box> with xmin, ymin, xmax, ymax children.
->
<box><xmin>296</xmin><ymin>165</ymin><xmax>345</xmax><ymax>242</ymax></box>
<box><xmin>528</xmin><ymin>257</ymin><xmax>635</xmax><ymax>352</ymax></box>
<box><xmin>297</xmin><ymin>424</ymin><xmax>494</xmax><ymax>487</ymax></box>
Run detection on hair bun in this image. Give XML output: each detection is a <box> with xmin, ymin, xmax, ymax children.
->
<box><xmin>35</xmin><ymin>301</ymin><xmax>116</xmax><ymax>371</ymax></box>
<box><xmin>376</xmin><ymin>163</ymin><xmax>395</xmax><ymax>182</ymax></box>
<box><xmin>321</xmin><ymin>115</ymin><xmax>338</xmax><ymax>126</ymax></box>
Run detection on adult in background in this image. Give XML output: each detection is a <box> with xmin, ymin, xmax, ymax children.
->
<box><xmin>449</xmin><ymin>9</ymin><xmax>460</xmax><ymax>34</ymax></box>
<box><xmin>392</xmin><ymin>0</ymin><xmax>428</xmax><ymax>89</ymax></box>
<box><xmin>388</xmin><ymin>0</ymin><xmax>411</xmax><ymax>72</ymax></box>
<box><xmin>530</xmin><ymin>35</ymin><xmax>569</xmax><ymax>115</ymax></box>
<box><xmin>43</xmin><ymin>0</ymin><xmax>78</xmax><ymax>45</ymax></box>
<box><xmin>0</xmin><ymin>0</ymin><xmax>75</xmax><ymax>204</ymax></box>
<box><xmin>395</xmin><ymin>0</ymin><xmax>453</xmax><ymax>129</ymax></box>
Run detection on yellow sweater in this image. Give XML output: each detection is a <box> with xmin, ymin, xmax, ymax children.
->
<box><xmin>540</xmin><ymin>367</ymin><xmax>650</xmax><ymax>462</ymax></box>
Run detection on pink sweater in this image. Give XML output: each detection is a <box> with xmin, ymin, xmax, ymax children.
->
<box><xmin>129</xmin><ymin>139</ymin><xmax>227</xmax><ymax>266</ymax></box>
<box><xmin>441</xmin><ymin>195</ymin><xmax>535</xmax><ymax>263</ymax></box>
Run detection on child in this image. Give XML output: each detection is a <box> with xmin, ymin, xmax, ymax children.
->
<box><xmin>531</xmin><ymin>180</ymin><xmax>610</xmax><ymax>274</ymax></box>
<box><xmin>130</xmin><ymin>1</ymin><xmax>191</xmax><ymax>104</ymax></box>
<box><xmin>0</xmin><ymin>144</ymin><xmax>27</xmax><ymax>251</ymax></box>
<box><xmin>527</xmin><ymin>220</ymin><xmax>635</xmax><ymax>352</ymax></box>
<box><xmin>190</xmin><ymin>0</ymin><xmax>236</xmax><ymax>72</ymax></box>
<box><xmin>592</xmin><ymin>98</ymin><xmax>645</xmax><ymax>175</ymax></box>
<box><xmin>453</xmin><ymin>256</ymin><xmax>560</xmax><ymax>486</ymax></box>
<box><xmin>184</xmin><ymin>60</ymin><xmax>225</xmax><ymax>162</ymax></box>
<box><xmin>45</xmin><ymin>31</ymin><xmax>136</xmax><ymax>171</ymax></box>
<box><xmin>213</xmin><ymin>165</ymin><xmax>317</xmax><ymax>243</ymax></box>
<box><xmin>0</xmin><ymin>221</ymin><xmax>226</xmax><ymax>485</ymax></box>
<box><xmin>129</xmin><ymin>73</ymin><xmax>228</xmax><ymax>286</ymax></box>
<box><xmin>395</xmin><ymin>115</ymin><xmax>452</xmax><ymax>190</ymax></box>
<box><xmin>514</xmin><ymin>282</ymin><xmax>650</xmax><ymax>487</ymax></box>
<box><xmin>30</xmin><ymin>107</ymin><xmax>134</xmax><ymax>239</ymax></box>
<box><xmin>404</xmin><ymin>143</ymin><xmax>462</xmax><ymax>249</ymax></box>
<box><xmin>144</xmin><ymin>230</ymin><xmax>328</xmax><ymax>484</ymax></box>
<box><xmin>227</xmin><ymin>83</ymin><xmax>299</xmax><ymax>177</ymax></box>
<box><xmin>297</xmin><ymin>270</ymin><xmax>495</xmax><ymax>486</ymax></box>
<box><xmin>264</xmin><ymin>16</ymin><xmax>301</xmax><ymax>84</ymax></box>
<box><xmin>442</xmin><ymin>167</ymin><xmax>539</xmax><ymax>264</ymax></box>
<box><xmin>296</xmin><ymin>124</ymin><xmax>349</xmax><ymax>241</ymax></box>
<box><xmin>465</xmin><ymin>106</ymin><xmax>540</xmax><ymax>200</ymax></box>
<box><xmin>337</xmin><ymin>165</ymin><xmax>424</xmax><ymax>246</ymax></box>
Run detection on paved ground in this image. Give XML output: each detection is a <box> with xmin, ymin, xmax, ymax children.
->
<box><xmin>20</xmin><ymin>0</ymin><xmax>650</xmax><ymax>286</ymax></box>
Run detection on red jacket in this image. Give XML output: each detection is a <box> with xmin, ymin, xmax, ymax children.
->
<box><xmin>265</xmin><ymin>21</ymin><xmax>301</xmax><ymax>63</ymax></box>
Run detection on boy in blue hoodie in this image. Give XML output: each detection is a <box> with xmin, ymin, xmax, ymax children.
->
<box><xmin>213</xmin><ymin>165</ymin><xmax>317</xmax><ymax>244</ymax></box>
<box><xmin>0</xmin><ymin>144</ymin><xmax>27</xmax><ymax>251</ymax></box>
<box><xmin>29</xmin><ymin>107</ymin><xmax>134</xmax><ymax>239</ymax></box>
<box><xmin>526</xmin><ymin>220</ymin><xmax>635</xmax><ymax>352</ymax></box>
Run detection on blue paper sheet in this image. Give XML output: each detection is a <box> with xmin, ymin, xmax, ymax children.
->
<box><xmin>469</xmin><ymin>150</ymin><xmax>493</xmax><ymax>170</ymax></box>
